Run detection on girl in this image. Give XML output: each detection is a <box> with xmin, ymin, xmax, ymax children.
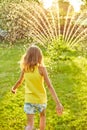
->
<box><xmin>11</xmin><ymin>45</ymin><xmax>63</xmax><ymax>130</ymax></box>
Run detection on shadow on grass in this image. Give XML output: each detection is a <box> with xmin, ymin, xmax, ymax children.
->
<box><xmin>47</xmin><ymin>57</ymin><xmax>87</xmax><ymax>130</ymax></box>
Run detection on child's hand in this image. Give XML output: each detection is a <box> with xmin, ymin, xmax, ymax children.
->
<box><xmin>11</xmin><ymin>87</ymin><xmax>16</xmax><ymax>94</ymax></box>
<box><xmin>56</xmin><ymin>103</ymin><xmax>64</xmax><ymax>116</ymax></box>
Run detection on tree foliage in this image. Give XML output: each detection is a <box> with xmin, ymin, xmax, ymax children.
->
<box><xmin>0</xmin><ymin>0</ymin><xmax>87</xmax><ymax>43</ymax></box>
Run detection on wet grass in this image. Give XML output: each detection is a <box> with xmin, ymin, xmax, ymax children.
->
<box><xmin>0</xmin><ymin>43</ymin><xmax>87</xmax><ymax>130</ymax></box>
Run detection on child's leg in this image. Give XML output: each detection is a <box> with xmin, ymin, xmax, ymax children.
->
<box><xmin>25</xmin><ymin>114</ymin><xmax>34</xmax><ymax>130</ymax></box>
<box><xmin>40</xmin><ymin>109</ymin><xmax>46</xmax><ymax>130</ymax></box>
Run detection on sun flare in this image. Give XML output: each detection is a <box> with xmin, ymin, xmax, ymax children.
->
<box><xmin>68</xmin><ymin>0</ymin><xmax>84</xmax><ymax>12</ymax></box>
<box><xmin>40</xmin><ymin>0</ymin><xmax>84</xmax><ymax>12</ymax></box>
<box><xmin>39</xmin><ymin>0</ymin><xmax>53</xmax><ymax>9</ymax></box>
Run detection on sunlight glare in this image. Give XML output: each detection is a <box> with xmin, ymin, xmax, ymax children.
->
<box><xmin>39</xmin><ymin>0</ymin><xmax>53</xmax><ymax>9</ymax></box>
<box><xmin>68</xmin><ymin>0</ymin><xmax>84</xmax><ymax>12</ymax></box>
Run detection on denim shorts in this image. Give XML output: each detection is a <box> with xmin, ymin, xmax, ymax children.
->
<box><xmin>24</xmin><ymin>103</ymin><xmax>47</xmax><ymax>114</ymax></box>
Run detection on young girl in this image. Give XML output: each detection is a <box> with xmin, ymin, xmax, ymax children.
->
<box><xmin>11</xmin><ymin>45</ymin><xmax>63</xmax><ymax>130</ymax></box>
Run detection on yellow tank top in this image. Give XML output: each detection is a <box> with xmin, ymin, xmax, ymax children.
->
<box><xmin>24</xmin><ymin>66</ymin><xmax>47</xmax><ymax>104</ymax></box>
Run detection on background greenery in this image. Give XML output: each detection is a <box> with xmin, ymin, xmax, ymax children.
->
<box><xmin>0</xmin><ymin>0</ymin><xmax>87</xmax><ymax>44</ymax></box>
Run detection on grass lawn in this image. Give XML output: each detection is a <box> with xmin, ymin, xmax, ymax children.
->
<box><xmin>0</xmin><ymin>43</ymin><xmax>87</xmax><ymax>130</ymax></box>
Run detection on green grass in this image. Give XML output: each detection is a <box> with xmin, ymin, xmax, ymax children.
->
<box><xmin>0</xmin><ymin>43</ymin><xmax>87</xmax><ymax>130</ymax></box>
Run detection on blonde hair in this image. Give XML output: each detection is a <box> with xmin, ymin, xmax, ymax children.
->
<box><xmin>20</xmin><ymin>45</ymin><xmax>43</xmax><ymax>71</ymax></box>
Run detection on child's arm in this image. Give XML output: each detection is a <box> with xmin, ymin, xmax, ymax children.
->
<box><xmin>41</xmin><ymin>66</ymin><xmax>63</xmax><ymax>116</ymax></box>
<box><xmin>11</xmin><ymin>70</ymin><xmax>24</xmax><ymax>94</ymax></box>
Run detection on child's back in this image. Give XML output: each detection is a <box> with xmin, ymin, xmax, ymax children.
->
<box><xmin>24</xmin><ymin>65</ymin><xmax>47</xmax><ymax>104</ymax></box>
